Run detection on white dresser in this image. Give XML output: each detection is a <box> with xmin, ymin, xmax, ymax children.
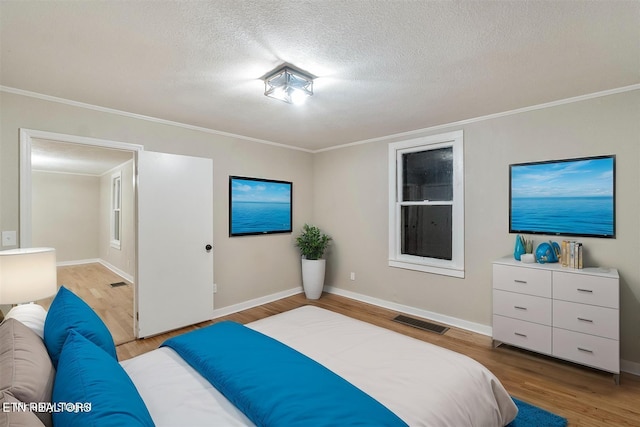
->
<box><xmin>492</xmin><ymin>257</ymin><xmax>620</xmax><ymax>383</ymax></box>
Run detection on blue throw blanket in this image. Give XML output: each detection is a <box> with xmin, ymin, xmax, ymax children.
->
<box><xmin>162</xmin><ymin>321</ymin><xmax>408</xmax><ymax>427</ymax></box>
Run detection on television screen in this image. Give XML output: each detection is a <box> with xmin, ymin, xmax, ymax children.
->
<box><xmin>509</xmin><ymin>155</ymin><xmax>615</xmax><ymax>238</ymax></box>
<box><xmin>229</xmin><ymin>176</ymin><xmax>292</xmax><ymax>236</ymax></box>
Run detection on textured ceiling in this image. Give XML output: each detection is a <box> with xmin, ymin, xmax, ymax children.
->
<box><xmin>1</xmin><ymin>1</ymin><xmax>639</xmax><ymax>151</ymax></box>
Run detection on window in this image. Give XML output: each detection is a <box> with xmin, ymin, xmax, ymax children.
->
<box><xmin>388</xmin><ymin>130</ymin><xmax>464</xmax><ymax>277</ymax></box>
<box><xmin>110</xmin><ymin>172</ymin><xmax>122</xmax><ymax>250</ymax></box>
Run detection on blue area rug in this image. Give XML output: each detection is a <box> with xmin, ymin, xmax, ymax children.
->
<box><xmin>507</xmin><ymin>397</ymin><xmax>567</xmax><ymax>427</ymax></box>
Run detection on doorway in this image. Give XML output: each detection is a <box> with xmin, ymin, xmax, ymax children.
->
<box><xmin>20</xmin><ymin>129</ymin><xmax>142</xmax><ymax>344</ymax></box>
<box><xmin>21</xmin><ymin>129</ymin><xmax>216</xmax><ymax>340</ymax></box>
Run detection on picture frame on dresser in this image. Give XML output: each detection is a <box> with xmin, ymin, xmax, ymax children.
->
<box><xmin>492</xmin><ymin>257</ymin><xmax>620</xmax><ymax>384</ymax></box>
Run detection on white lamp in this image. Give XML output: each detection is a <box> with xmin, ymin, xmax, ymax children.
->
<box><xmin>0</xmin><ymin>248</ymin><xmax>57</xmax><ymax>322</ymax></box>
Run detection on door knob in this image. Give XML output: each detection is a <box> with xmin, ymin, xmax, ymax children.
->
<box><xmin>205</xmin><ymin>244</ymin><xmax>213</xmax><ymax>252</ymax></box>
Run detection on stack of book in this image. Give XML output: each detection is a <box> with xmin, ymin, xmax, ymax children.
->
<box><xmin>561</xmin><ymin>240</ymin><xmax>583</xmax><ymax>269</ymax></box>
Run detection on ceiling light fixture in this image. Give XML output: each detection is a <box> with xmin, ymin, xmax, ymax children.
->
<box><xmin>263</xmin><ymin>65</ymin><xmax>314</xmax><ymax>105</ymax></box>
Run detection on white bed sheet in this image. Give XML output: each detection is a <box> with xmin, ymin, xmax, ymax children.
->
<box><xmin>122</xmin><ymin>306</ymin><xmax>517</xmax><ymax>427</ymax></box>
<box><xmin>121</xmin><ymin>346</ymin><xmax>254</xmax><ymax>426</ymax></box>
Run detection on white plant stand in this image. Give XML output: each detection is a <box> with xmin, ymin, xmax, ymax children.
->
<box><xmin>301</xmin><ymin>259</ymin><xmax>326</xmax><ymax>299</ymax></box>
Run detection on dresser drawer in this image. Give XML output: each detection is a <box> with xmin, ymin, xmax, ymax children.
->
<box><xmin>552</xmin><ymin>328</ymin><xmax>619</xmax><ymax>373</ymax></box>
<box><xmin>493</xmin><ymin>315</ymin><xmax>552</xmax><ymax>354</ymax></box>
<box><xmin>493</xmin><ymin>264</ymin><xmax>552</xmax><ymax>298</ymax></box>
<box><xmin>493</xmin><ymin>290</ymin><xmax>551</xmax><ymax>325</ymax></box>
<box><xmin>553</xmin><ymin>300</ymin><xmax>618</xmax><ymax>339</ymax></box>
<box><xmin>553</xmin><ymin>271</ymin><xmax>619</xmax><ymax>309</ymax></box>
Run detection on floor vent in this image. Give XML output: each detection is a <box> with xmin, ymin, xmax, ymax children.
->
<box><xmin>110</xmin><ymin>282</ymin><xmax>128</xmax><ymax>288</ymax></box>
<box><xmin>393</xmin><ymin>314</ymin><xmax>449</xmax><ymax>335</ymax></box>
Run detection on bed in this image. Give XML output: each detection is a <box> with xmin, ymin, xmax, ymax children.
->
<box><xmin>1</xmin><ymin>287</ymin><xmax>518</xmax><ymax>427</ymax></box>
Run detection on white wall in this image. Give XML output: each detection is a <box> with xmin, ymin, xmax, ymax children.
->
<box><xmin>31</xmin><ymin>171</ymin><xmax>100</xmax><ymax>262</ymax></box>
<box><xmin>3</xmin><ymin>88</ymin><xmax>639</xmax><ymax>369</ymax></box>
<box><xmin>0</xmin><ymin>91</ymin><xmax>314</xmax><ymax>309</ymax></box>
<box><xmin>30</xmin><ymin>159</ymin><xmax>135</xmax><ymax>280</ymax></box>
<box><xmin>313</xmin><ymin>90</ymin><xmax>640</xmax><ymax>366</ymax></box>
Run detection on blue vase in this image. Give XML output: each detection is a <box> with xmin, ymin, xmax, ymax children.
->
<box><xmin>514</xmin><ymin>235</ymin><xmax>525</xmax><ymax>261</ymax></box>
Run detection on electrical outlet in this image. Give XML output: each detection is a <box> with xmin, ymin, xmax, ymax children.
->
<box><xmin>2</xmin><ymin>231</ymin><xmax>17</xmax><ymax>247</ymax></box>
<box><xmin>213</xmin><ymin>283</ymin><xmax>218</xmax><ymax>293</ymax></box>
<box><xmin>350</xmin><ymin>272</ymin><xmax>356</xmax><ymax>281</ymax></box>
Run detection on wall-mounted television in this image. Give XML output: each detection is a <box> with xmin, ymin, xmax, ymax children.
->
<box><xmin>229</xmin><ymin>176</ymin><xmax>292</xmax><ymax>236</ymax></box>
<box><xmin>509</xmin><ymin>155</ymin><xmax>615</xmax><ymax>238</ymax></box>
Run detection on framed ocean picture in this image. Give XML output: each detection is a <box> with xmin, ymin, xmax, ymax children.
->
<box><xmin>509</xmin><ymin>155</ymin><xmax>615</xmax><ymax>238</ymax></box>
<box><xmin>229</xmin><ymin>176</ymin><xmax>292</xmax><ymax>236</ymax></box>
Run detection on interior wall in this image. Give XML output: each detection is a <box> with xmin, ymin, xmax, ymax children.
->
<box><xmin>99</xmin><ymin>160</ymin><xmax>135</xmax><ymax>278</ymax></box>
<box><xmin>3</xmin><ymin>88</ymin><xmax>638</xmax><ymax>366</ymax></box>
<box><xmin>31</xmin><ymin>170</ymin><xmax>100</xmax><ymax>262</ymax></box>
<box><xmin>0</xmin><ymin>91</ymin><xmax>314</xmax><ymax>309</ymax></box>
<box><xmin>313</xmin><ymin>90</ymin><xmax>640</xmax><ymax>366</ymax></box>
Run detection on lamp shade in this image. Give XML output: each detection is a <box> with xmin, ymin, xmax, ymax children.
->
<box><xmin>0</xmin><ymin>247</ymin><xmax>57</xmax><ymax>304</ymax></box>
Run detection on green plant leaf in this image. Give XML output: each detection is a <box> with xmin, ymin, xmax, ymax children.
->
<box><xmin>295</xmin><ymin>224</ymin><xmax>332</xmax><ymax>260</ymax></box>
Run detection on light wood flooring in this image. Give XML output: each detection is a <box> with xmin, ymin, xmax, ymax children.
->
<box><xmin>117</xmin><ymin>292</ymin><xmax>640</xmax><ymax>426</ymax></box>
<box><xmin>39</xmin><ymin>263</ymin><xmax>135</xmax><ymax>345</ymax></box>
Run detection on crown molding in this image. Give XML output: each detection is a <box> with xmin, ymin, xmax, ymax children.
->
<box><xmin>4</xmin><ymin>83</ymin><xmax>638</xmax><ymax>154</ymax></box>
<box><xmin>315</xmin><ymin>83</ymin><xmax>640</xmax><ymax>153</ymax></box>
<box><xmin>0</xmin><ymin>86</ymin><xmax>313</xmax><ymax>153</ymax></box>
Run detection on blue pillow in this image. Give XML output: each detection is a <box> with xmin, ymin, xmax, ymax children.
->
<box><xmin>44</xmin><ymin>286</ymin><xmax>116</xmax><ymax>367</ymax></box>
<box><xmin>53</xmin><ymin>330</ymin><xmax>155</xmax><ymax>427</ymax></box>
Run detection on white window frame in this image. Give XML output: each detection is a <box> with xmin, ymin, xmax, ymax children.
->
<box><xmin>110</xmin><ymin>171</ymin><xmax>122</xmax><ymax>250</ymax></box>
<box><xmin>388</xmin><ymin>130</ymin><xmax>464</xmax><ymax>277</ymax></box>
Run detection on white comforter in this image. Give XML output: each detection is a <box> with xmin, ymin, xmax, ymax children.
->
<box><xmin>122</xmin><ymin>306</ymin><xmax>517</xmax><ymax>426</ymax></box>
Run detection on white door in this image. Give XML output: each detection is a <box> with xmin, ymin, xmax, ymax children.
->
<box><xmin>137</xmin><ymin>151</ymin><xmax>214</xmax><ymax>338</ymax></box>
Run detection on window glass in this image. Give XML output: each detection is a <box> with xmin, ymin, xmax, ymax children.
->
<box><xmin>402</xmin><ymin>147</ymin><xmax>453</xmax><ymax>202</ymax></box>
<box><xmin>388</xmin><ymin>130</ymin><xmax>463</xmax><ymax>277</ymax></box>
<box><xmin>110</xmin><ymin>173</ymin><xmax>122</xmax><ymax>249</ymax></box>
<box><xmin>401</xmin><ymin>205</ymin><xmax>452</xmax><ymax>260</ymax></box>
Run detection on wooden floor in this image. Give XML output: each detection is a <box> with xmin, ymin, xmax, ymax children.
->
<box><xmin>117</xmin><ymin>292</ymin><xmax>640</xmax><ymax>426</ymax></box>
<box><xmin>39</xmin><ymin>263</ymin><xmax>135</xmax><ymax>345</ymax></box>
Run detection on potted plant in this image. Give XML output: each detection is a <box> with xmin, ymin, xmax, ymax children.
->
<box><xmin>295</xmin><ymin>224</ymin><xmax>332</xmax><ymax>299</ymax></box>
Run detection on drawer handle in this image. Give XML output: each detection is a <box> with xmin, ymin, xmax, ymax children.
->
<box><xmin>577</xmin><ymin>288</ymin><xmax>593</xmax><ymax>293</ymax></box>
<box><xmin>577</xmin><ymin>317</ymin><xmax>593</xmax><ymax>323</ymax></box>
<box><xmin>514</xmin><ymin>306</ymin><xmax>528</xmax><ymax>311</ymax></box>
<box><xmin>578</xmin><ymin>347</ymin><xmax>594</xmax><ymax>354</ymax></box>
<box><xmin>514</xmin><ymin>332</ymin><xmax>527</xmax><ymax>338</ymax></box>
<box><xmin>514</xmin><ymin>280</ymin><xmax>527</xmax><ymax>284</ymax></box>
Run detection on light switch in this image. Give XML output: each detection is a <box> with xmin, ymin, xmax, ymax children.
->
<box><xmin>2</xmin><ymin>231</ymin><xmax>17</xmax><ymax>247</ymax></box>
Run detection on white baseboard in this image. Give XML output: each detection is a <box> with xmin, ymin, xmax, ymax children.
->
<box><xmin>325</xmin><ymin>286</ymin><xmax>640</xmax><ymax>376</ymax></box>
<box><xmin>56</xmin><ymin>258</ymin><xmax>134</xmax><ymax>284</ymax></box>
<box><xmin>57</xmin><ymin>258</ymin><xmax>100</xmax><ymax>267</ymax></box>
<box><xmin>52</xmin><ymin>266</ymin><xmax>639</xmax><ymax>376</ymax></box>
<box><xmin>98</xmin><ymin>259</ymin><xmax>134</xmax><ymax>284</ymax></box>
<box><xmin>621</xmin><ymin>359</ymin><xmax>640</xmax><ymax>377</ymax></box>
<box><xmin>211</xmin><ymin>287</ymin><xmax>304</xmax><ymax>319</ymax></box>
<box><xmin>324</xmin><ymin>286</ymin><xmax>493</xmax><ymax>336</ymax></box>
